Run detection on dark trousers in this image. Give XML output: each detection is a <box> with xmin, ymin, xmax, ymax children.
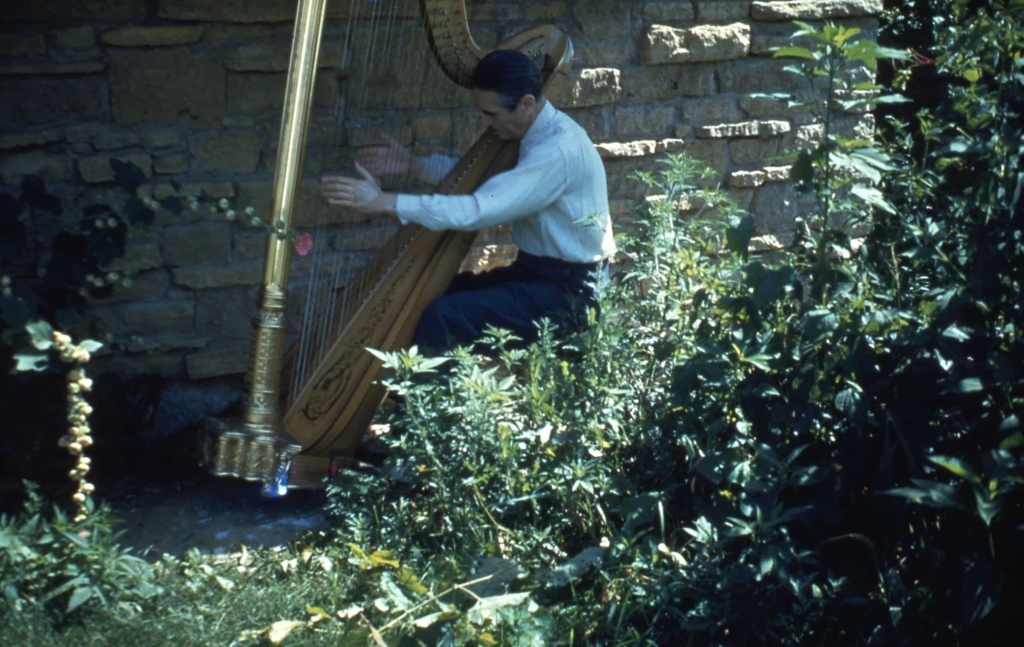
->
<box><xmin>414</xmin><ymin>251</ymin><xmax>607</xmax><ymax>354</ymax></box>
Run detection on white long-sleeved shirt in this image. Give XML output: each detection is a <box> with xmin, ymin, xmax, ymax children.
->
<box><xmin>395</xmin><ymin>101</ymin><xmax>616</xmax><ymax>264</ymax></box>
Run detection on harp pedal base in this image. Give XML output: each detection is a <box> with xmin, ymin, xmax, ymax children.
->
<box><xmin>199</xmin><ymin>418</ymin><xmax>302</xmax><ymax>495</ymax></box>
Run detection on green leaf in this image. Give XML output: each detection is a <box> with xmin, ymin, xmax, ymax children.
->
<box><xmin>26</xmin><ymin>320</ymin><xmax>53</xmax><ymax>350</ymax></box>
<box><xmin>78</xmin><ymin>339</ymin><xmax>104</xmax><ymax>353</ymax></box>
<box><xmin>66</xmin><ymin>586</ymin><xmax>93</xmax><ymax>613</ymax></box>
<box><xmin>414</xmin><ymin>610</ymin><xmax>460</xmax><ymax>628</ymax></box>
<box><xmin>725</xmin><ymin>215</ymin><xmax>756</xmax><ymax>258</ymax></box>
<box><xmin>973</xmin><ymin>489</ymin><xmax>1001</xmax><ymax>527</ymax></box>
<box><xmin>947</xmin><ymin>377</ymin><xmax>983</xmax><ymax>394</ymax></box>
<box><xmin>851</xmin><ymin>185</ymin><xmax>896</xmax><ymax>214</ymax></box>
<box><xmin>773</xmin><ymin>46</ymin><xmax>817</xmax><ymax>60</ymax></box>
<box><xmin>1001</xmin><ymin>431</ymin><xmax>1024</xmax><ymax>450</ymax></box>
<box><xmin>14</xmin><ymin>351</ymin><xmax>48</xmax><ymax>372</ymax></box>
<box><xmin>466</xmin><ymin>592</ymin><xmax>532</xmax><ymax>624</ymax></box>
<box><xmin>928</xmin><ymin>455</ymin><xmax>981</xmax><ymax>485</ymax></box>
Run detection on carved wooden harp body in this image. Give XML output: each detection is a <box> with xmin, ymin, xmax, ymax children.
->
<box><xmin>200</xmin><ymin>0</ymin><xmax>573</xmax><ymax>491</ymax></box>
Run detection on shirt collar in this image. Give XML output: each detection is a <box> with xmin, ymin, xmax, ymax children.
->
<box><xmin>521</xmin><ymin>100</ymin><xmax>555</xmax><ymax>149</ymax></box>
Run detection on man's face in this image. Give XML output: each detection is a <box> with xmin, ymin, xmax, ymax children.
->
<box><xmin>473</xmin><ymin>89</ymin><xmax>535</xmax><ymax>140</ymax></box>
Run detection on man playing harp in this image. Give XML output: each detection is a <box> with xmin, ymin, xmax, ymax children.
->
<box><xmin>320</xmin><ymin>50</ymin><xmax>615</xmax><ymax>354</ymax></box>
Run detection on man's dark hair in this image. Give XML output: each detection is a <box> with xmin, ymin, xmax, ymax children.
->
<box><xmin>470</xmin><ymin>50</ymin><xmax>543</xmax><ymax>112</ymax></box>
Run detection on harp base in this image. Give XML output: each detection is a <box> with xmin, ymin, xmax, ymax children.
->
<box><xmin>199</xmin><ymin>418</ymin><xmax>303</xmax><ymax>495</ymax></box>
<box><xmin>198</xmin><ymin>418</ymin><xmax>354</xmax><ymax>493</ymax></box>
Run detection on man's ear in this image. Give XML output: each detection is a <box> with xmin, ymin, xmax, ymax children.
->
<box><xmin>519</xmin><ymin>94</ymin><xmax>537</xmax><ymax>112</ymax></box>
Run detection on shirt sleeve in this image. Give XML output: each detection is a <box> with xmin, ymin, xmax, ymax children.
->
<box><xmin>397</xmin><ymin>141</ymin><xmax>568</xmax><ymax>232</ymax></box>
<box><xmin>416</xmin><ymin>154</ymin><xmax>458</xmax><ymax>185</ymax></box>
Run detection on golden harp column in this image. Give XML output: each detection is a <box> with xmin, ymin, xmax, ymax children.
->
<box><xmin>201</xmin><ymin>0</ymin><xmax>328</xmax><ymax>489</ymax></box>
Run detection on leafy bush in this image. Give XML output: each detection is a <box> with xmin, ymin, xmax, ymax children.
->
<box><xmin>0</xmin><ymin>482</ymin><xmax>160</xmax><ymax>618</ymax></box>
<box><xmin>317</xmin><ymin>11</ymin><xmax>1023</xmax><ymax>646</ymax></box>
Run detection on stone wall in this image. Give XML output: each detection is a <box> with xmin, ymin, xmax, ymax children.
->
<box><xmin>0</xmin><ymin>0</ymin><xmax>881</xmax><ymax>434</ymax></box>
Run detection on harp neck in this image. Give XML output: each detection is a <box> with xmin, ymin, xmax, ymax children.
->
<box><xmin>422</xmin><ymin>0</ymin><xmax>574</xmax><ymax>87</ymax></box>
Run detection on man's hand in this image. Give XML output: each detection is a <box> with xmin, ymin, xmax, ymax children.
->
<box><xmin>355</xmin><ymin>132</ymin><xmax>416</xmax><ymax>177</ymax></box>
<box><xmin>319</xmin><ymin>163</ymin><xmax>397</xmax><ymax>214</ymax></box>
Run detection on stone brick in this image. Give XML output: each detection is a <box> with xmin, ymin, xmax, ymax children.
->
<box><xmin>657</xmin><ymin>138</ymin><xmax>687</xmax><ymax>153</ymax></box>
<box><xmin>234</xmin><ymin>181</ymin><xmax>275</xmax><ymax>227</ymax></box>
<box><xmin>524</xmin><ymin>1</ymin><xmax>566</xmax><ymax>20</ymax></box>
<box><xmin>572</xmin><ymin>39</ymin><xmax>637</xmax><ymax>67</ymax></box>
<box><xmin>158</xmin><ymin>0</ymin><xmax>297</xmax><ymax>23</ymax></box>
<box><xmin>91</xmin><ymin>350</ymin><xmax>184</xmax><ymax>378</ymax></box>
<box><xmin>101</xmin><ymin>26</ymin><xmax>206</xmax><ymax>47</ymax></box>
<box><xmin>551</xmin><ymin>67</ymin><xmax>622</xmax><ymax>109</ymax></box>
<box><xmin>0</xmin><ymin>150</ymin><xmax>74</xmax><ymax>185</ymax></box>
<box><xmin>4</xmin><ymin>0</ymin><xmax>146</xmax><ymax>22</ymax></box>
<box><xmin>0</xmin><ymin>33</ymin><xmax>46</xmax><ymax>57</ymax></box>
<box><xmin>728</xmin><ymin>170</ymin><xmax>766</xmax><ymax>188</ymax></box>
<box><xmin>792</xmin><ymin>123</ymin><xmax>824</xmax><ymax>150</ymax></box>
<box><xmin>186</xmin><ymin>342</ymin><xmax>251</xmax><ymax>380</ymax></box>
<box><xmin>109</xmin><ymin>49</ymin><xmax>225</xmax><ymax>126</ymax></box>
<box><xmin>162</xmin><ymin>221</ymin><xmax>233</xmax><ymax>267</ymax></box>
<box><xmin>195</xmin><ymin>286</ymin><xmax>259</xmax><ymax>339</ymax></box>
<box><xmin>154</xmin><ymin>154</ymin><xmax>190</xmax><ymax>175</ymax></box>
<box><xmin>613</xmin><ymin>105</ymin><xmax>676</xmax><ymax>135</ymax></box>
<box><xmin>673</xmin><ymin>124</ymin><xmax>693</xmax><ymax>138</ymax></box>
<box><xmin>643</xmin><ymin>1</ymin><xmax>695</xmax><ymax>21</ymax></box>
<box><xmin>93</xmin><ymin>131</ymin><xmax>145</xmax><ymax>151</ymax></box>
<box><xmin>740</xmin><ymin>94</ymin><xmax>796</xmax><ymax>118</ymax></box>
<box><xmin>141</xmin><ymin>132</ymin><xmax>176</xmax><ymax>150</ymax></box>
<box><xmin>121</xmin><ymin>299</ymin><xmax>196</xmax><ymax>336</ymax></box>
<box><xmin>233</xmin><ymin>229</ymin><xmax>269</xmax><ymax>259</ymax></box>
<box><xmin>622</xmin><ymin>64</ymin><xmax>716</xmax><ymax>103</ymax></box>
<box><xmin>467</xmin><ymin>2</ymin><xmax>520</xmax><ymax>20</ymax></box>
<box><xmin>750</xmin><ymin>182</ymin><xmax>799</xmax><ymax>234</ymax></box>
<box><xmin>0</xmin><ymin>76</ymin><xmax>107</xmax><ymax>127</ymax></box>
<box><xmin>697</xmin><ymin>120</ymin><xmax>790</xmax><ymax>138</ymax></box>
<box><xmin>159</xmin><ymin>0</ymin><xmax>417</xmax><ymax>22</ymax></box>
<box><xmin>715</xmin><ymin>58</ymin><xmax>797</xmax><ymax>94</ymax></box>
<box><xmin>764</xmin><ymin>165</ymin><xmax>792</xmax><ymax>182</ymax></box>
<box><xmin>697</xmin><ymin>1</ymin><xmax>753</xmax><ymax>21</ymax></box>
<box><xmin>0</xmin><ymin>131</ymin><xmax>63</xmax><ymax>151</ymax></box>
<box><xmin>682</xmin><ymin>139</ymin><xmax>729</xmax><ymax>177</ymax></box>
<box><xmin>226</xmin><ymin>40</ymin><xmax>343</xmax><ymax>73</ymax></box>
<box><xmin>751</xmin><ymin>0</ymin><xmax>883</xmax><ymax>20</ymax></box>
<box><xmin>751</xmin><ymin>21</ymin><xmax>806</xmax><ymax>56</ymax></box>
<box><xmin>567</xmin><ymin>108</ymin><xmax>613</xmax><ymax>141</ymax></box>
<box><xmin>190</xmin><ymin>131</ymin><xmax>263</xmax><ymax>174</ymax></box>
<box><xmin>111</xmin><ymin>238</ymin><xmax>163</xmax><ymax>273</ymax></box>
<box><xmin>87</xmin><ymin>269</ymin><xmax>170</xmax><ymax>305</ymax></box>
<box><xmin>645</xmin><ymin>23</ymin><xmax>751</xmax><ymax>65</ymax></box>
<box><xmin>173</xmin><ymin>259</ymin><xmax>264</xmax><ymax>289</ymax></box>
<box><xmin>595</xmin><ymin>140</ymin><xmax>657</xmax><ymax>159</ymax></box>
<box><xmin>55</xmin><ymin>26</ymin><xmax>95</xmax><ymax>48</ymax></box>
<box><xmin>571</xmin><ymin>0</ymin><xmax>636</xmax><ymax>38</ymax></box>
<box><xmin>679</xmin><ymin>97</ymin><xmax>742</xmax><ymax>123</ymax></box>
<box><xmin>731</xmin><ymin>137</ymin><xmax>781</xmax><ymax>164</ymax></box>
<box><xmin>0</xmin><ymin>62</ymin><xmax>105</xmax><ymax>75</ymax></box>
<box><xmin>78</xmin><ymin>154</ymin><xmax>153</xmax><ymax>184</ymax></box>
<box><xmin>227</xmin><ymin>71</ymin><xmax>287</xmax><ymax>115</ymax></box>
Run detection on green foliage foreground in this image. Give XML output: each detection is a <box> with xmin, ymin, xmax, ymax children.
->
<box><xmin>2</xmin><ymin>4</ymin><xmax>1023</xmax><ymax>646</ymax></box>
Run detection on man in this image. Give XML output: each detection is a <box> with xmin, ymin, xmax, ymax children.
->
<box><xmin>320</xmin><ymin>49</ymin><xmax>615</xmax><ymax>353</ymax></box>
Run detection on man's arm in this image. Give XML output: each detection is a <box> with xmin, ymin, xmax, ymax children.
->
<box><xmin>319</xmin><ymin>163</ymin><xmax>397</xmax><ymax>214</ymax></box>
<box><xmin>356</xmin><ymin>132</ymin><xmax>456</xmax><ymax>184</ymax></box>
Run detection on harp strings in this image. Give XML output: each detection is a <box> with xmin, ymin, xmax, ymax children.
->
<box><xmin>290</xmin><ymin>0</ymin><xmax>436</xmax><ymax>400</ymax></box>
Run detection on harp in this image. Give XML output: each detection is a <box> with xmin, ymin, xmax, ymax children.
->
<box><xmin>199</xmin><ymin>0</ymin><xmax>573</xmax><ymax>491</ymax></box>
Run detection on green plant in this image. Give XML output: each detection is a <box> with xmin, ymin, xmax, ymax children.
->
<box><xmin>0</xmin><ymin>482</ymin><xmax>160</xmax><ymax>618</ymax></box>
